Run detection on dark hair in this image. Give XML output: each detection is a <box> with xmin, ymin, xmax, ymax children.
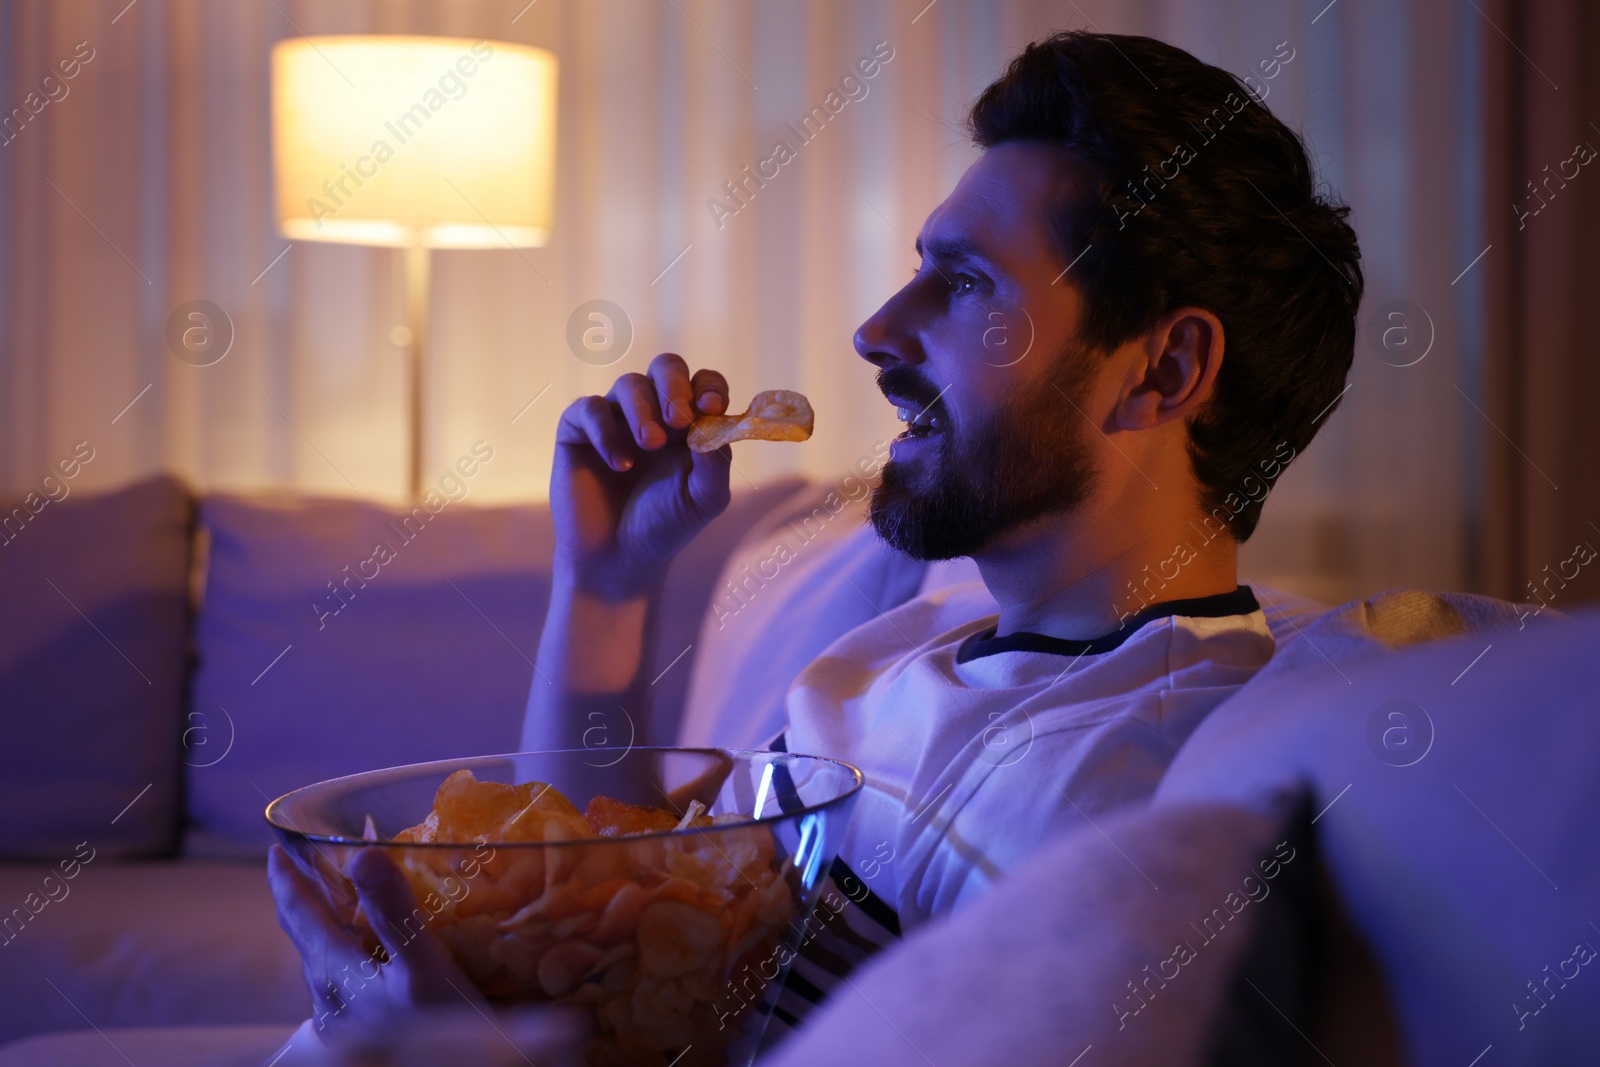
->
<box><xmin>968</xmin><ymin>32</ymin><xmax>1362</xmax><ymax>541</ymax></box>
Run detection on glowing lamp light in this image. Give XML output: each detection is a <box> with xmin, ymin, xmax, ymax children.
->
<box><xmin>272</xmin><ymin>35</ymin><xmax>557</xmax><ymax>248</ymax></box>
<box><xmin>269</xmin><ymin>35</ymin><xmax>558</xmax><ymax>498</ymax></box>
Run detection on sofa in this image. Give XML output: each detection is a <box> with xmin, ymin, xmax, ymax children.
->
<box><xmin>0</xmin><ymin>473</ymin><xmax>1569</xmax><ymax>1064</ymax></box>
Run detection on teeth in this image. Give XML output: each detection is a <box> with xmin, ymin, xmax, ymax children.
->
<box><xmin>892</xmin><ymin>400</ymin><xmax>942</xmax><ymax>433</ymax></box>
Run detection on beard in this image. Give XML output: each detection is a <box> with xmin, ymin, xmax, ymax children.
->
<box><xmin>869</xmin><ymin>349</ymin><xmax>1099</xmax><ymax>561</ymax></box>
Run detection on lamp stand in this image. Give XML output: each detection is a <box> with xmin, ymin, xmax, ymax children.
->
<box><xmin>403</xmin><ymin>242</ymin><xmax>431</xmax><ymax>501</ymax></box>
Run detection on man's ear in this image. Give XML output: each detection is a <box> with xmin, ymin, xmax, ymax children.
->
<box><xmin>1113</xmin><ymin>307</ymin><xmax>1224</xmax><ymax>431</ymax></box>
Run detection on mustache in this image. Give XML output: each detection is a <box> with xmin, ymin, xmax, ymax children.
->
<box><xmin>876</xmin><ymin>366</ymin><xmax>944</xmax><ymax>414</ymax></box>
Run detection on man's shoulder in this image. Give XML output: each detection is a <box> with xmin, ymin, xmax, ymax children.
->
<box><xmin>903</xmin><ymin>579</ymin><xmax>1002</xmax><ymax>618</ymax></box>
<box><xmin>794</xmin><ymin>581</ymin><xmax>999</xmax><ymax>681</ymax></box>
<box><xmin>861</xmin><ymin>580</ymin><xmax>1001</xmax><ymax>650</ymax></box>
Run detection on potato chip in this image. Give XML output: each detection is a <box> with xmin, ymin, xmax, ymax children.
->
<box><xmin>687</xmin><ymin>389</ymin><xmax>814</xmax><ymax>453</ymax></box>
<box><xmin>584</xmin><ymin>795</ymin><xmax>681</xmax><ymax>837</ymax></box>
<box><xmin>538</xmin><ymin>939</ymin><xmax>606</xmax><ymax>997</ymax></box>
<box><xmin>431</xmin><ymin>769</ymin><xmax>581</xmax><ymax>842</ymax></box>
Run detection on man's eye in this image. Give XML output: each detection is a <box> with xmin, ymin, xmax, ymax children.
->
<box><xmin>908</xmin><ymin>266</ymin><xmax>981</xmax><ymax>295</ymax></box>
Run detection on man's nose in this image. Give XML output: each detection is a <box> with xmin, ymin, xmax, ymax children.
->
<box><xmin>853</xmin><ymin>289</ymin><xmax>923</xmax><ymax>369</ymax></box>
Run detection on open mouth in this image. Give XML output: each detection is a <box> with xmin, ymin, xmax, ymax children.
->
<box><xmin>893</xmin><ymin>400</ymin><xmax>946</xmax><ymax>441</ymax></box>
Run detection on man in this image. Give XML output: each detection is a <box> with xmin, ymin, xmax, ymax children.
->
<box><xmin>269</xmin><ymin>29</ymin><xmax>1361</xmax><ymax>1053</ymax></box>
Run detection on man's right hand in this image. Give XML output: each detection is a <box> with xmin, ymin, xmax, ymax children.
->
<box><xmin>552</xmin><ymin>353</ymin><xmax>733</xmax><ymax>599</ymax></box>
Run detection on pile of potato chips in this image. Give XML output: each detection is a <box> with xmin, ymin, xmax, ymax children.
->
<box><xmin>366</xmin><ymin>770</ymin><xmax>795</xmax><ymax>1066</ymax></box>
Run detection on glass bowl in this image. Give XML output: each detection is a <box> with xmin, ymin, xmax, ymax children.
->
<box><xmin>266</xmin><ymin>748</ymin><xmax>862</xmax><ymax>1066</ymax></box>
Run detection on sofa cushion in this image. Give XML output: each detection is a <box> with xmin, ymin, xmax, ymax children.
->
<box><xmin>1157</xmin><ymin>607</ymin><xmax>1600</xmax><ymax>1063</ymax></box>
<box><xmin>678</xmin><ymin>480</ymin><xmax>927</xmax><ymax>750</ymax></box>
<box><xmin>763</xmin><ymin>798</ymin><xmax>1317</xmax><ymax>1067</ymax></box>
<box><xmin>186</xmin><ymin>481</ymin><xmax>800</xmax><ymax>853</ymax></box>
<box><xmin>0</xmin><ymin>1026</ymin><xmax>297</xmax><ymax>1067</ymax></box>
<box><xmin>0</xmin><ymin>860</ymin><xmax>307</xmax><ymax>1043</ymax></box>
<box><xmin>1225</xmin><ymin>586</ymin><xmax>1525</xmax><ymax>688</ymax></box>
<box><xmin>0</xmin><ymin>475</ymin><xmax>193</xmax><ymax>859</ymax></box>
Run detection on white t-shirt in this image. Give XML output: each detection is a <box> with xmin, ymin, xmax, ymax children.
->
<box><xmin>765</xmin><ymin>580</ymin><xmax>1274</xmax><ymax>1035</ymax></box>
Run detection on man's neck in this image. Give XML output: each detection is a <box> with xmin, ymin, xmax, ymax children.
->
<box><xmin>971</xmin><ymin>510</ymin><xmax>1239</xmax><ymax>641</ymax></box>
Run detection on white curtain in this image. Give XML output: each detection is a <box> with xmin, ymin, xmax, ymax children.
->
<box><xmin>0</xmin><ymin>0</ymin><xmax>1485</xmax><ymax>605</ymax></box>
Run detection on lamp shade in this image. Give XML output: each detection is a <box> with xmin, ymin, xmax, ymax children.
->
<box><xmin>271</xmin><ymin>35</ymin><xmax>557</xmax><ymax>248</ymax></box>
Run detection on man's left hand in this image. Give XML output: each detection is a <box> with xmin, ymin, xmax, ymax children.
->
<box><xmin>267</xmin><ymin>844</ymin><xmax>481</xmax><ymax>1036</ymax></box>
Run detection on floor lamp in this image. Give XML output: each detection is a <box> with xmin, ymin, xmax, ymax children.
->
<box><xmin>270</xmin><ymin>35</ymin><xmax>557</xmax><ymax>499</ymax></box>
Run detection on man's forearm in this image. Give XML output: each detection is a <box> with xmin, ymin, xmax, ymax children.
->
<box><xmin>521</xmin><ymin>569</ymin><xmax>664</xmax><ymax>754</ymax></box>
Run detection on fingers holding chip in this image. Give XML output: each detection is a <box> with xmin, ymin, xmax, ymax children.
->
<box><xmin>686</xmin><ymin>389</ymin><xmax>814</xmax><ymax>453</ymax></box>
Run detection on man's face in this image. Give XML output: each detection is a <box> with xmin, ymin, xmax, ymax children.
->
<box><xmin>855</xmin><ymin>141</ymin><xmax>1101</xmax><ymax>561</ymax></box>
